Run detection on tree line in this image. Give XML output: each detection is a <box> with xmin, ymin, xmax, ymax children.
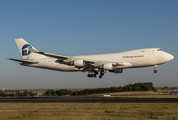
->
<box><xmin>0</xmin><ymin>82</ymin><xmax>156</xmax><ymax>97</ymax></box>
<box><xmin>0</xmin><ymin>91</ymin><xmax>37</xmax><ymax>97</ymax></box>
<box><xmin>42</xmin><ymin>82</ymin><xmax>156</xmax><ymax>96</ymax></box>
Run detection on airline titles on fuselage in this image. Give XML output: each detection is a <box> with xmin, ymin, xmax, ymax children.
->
<box><xmin>122</xmin><ymin>55</ymin><xmax>144</xmax><ymax>58</ymax></box>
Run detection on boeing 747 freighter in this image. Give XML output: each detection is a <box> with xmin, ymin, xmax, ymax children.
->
<box><xmin>8</xmin><ymin>38</ymin><xmax>174</xmax><ymax>78</ymax></box>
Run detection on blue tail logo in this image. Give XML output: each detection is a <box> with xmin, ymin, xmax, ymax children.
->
<box><xmin>22</xmin><ymin>44</ymin><xmax>32</xmax><ymax>56</ymax></box>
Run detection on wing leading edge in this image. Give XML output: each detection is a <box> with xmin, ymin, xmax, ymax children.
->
<box><xmin>28</xmin><ymin>47</ymin><xmax>69</xmax><ymax>60</ymax></box>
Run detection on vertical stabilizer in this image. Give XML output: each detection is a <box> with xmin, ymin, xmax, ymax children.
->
<box><xmin>15</xmin><ymin>38</ymin><xmax>47</xmax><ymax>60</ymax></box>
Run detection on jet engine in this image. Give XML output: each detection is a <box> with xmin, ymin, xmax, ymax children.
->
<box><xmin>100</xmin><ymin>63</ymin><xmax>113</xmax><ymax>70</ymax></box>
<box><xmin>72</xmin><ymin>59</ymin><xmax>85</xmax><ymax>67</ymax></box>
<box><xmin>109</xmin><ymin>69</ymin><xmax>123</xmax><ymax>73</ymax></box>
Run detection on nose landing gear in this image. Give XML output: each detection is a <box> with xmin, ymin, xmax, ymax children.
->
<box><xmin>154</xmin><ymin>65</ymin><xmax>158</xmax><ymax>73</ymax></box>
<box><xmin>154</xmin><ymin>70</ymin><xmax>157</xmax><ymax>73</ymax></box>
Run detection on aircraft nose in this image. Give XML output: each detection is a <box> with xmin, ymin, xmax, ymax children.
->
<box><xmin>170</xmin><ymin>54</ymin><xmax>174</xmax><ymax>60</ymax></box>
<box><xmin>163</xmin><ymin>53</ymin><xmax>174</xmax><ymax>62</ymax></box>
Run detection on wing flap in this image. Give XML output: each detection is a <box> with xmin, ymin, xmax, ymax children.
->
<box><xmin>82</xmin><ymin>59</ymin><xmax>132</xmax><ymax>69</ymax></box>
<box><xmin>84</xmin><ymin>59</ymin><xmax>97</xmax><ymax>64</ymax></box>
<box><xmin>90</xmin><ymin>61</ymin><xmax>132</xmax><ymax>68</ymax></box>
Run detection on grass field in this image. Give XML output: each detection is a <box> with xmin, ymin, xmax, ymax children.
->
<box><xmin>0</xmin><ymin>103</ymin><xmax>178</xmax><ymax>120</ymax></box>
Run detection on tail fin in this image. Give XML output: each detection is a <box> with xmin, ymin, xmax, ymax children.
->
<box><xmin>15</xmin><ymin>38</ymin><xmax>47</xmax><ymax>60</ymax></box>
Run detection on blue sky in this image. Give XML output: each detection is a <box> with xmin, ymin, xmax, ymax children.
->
<box><xmin>0</xmin><ymin>0</ymin><xmax>177</xmax><ymax>89</ymax></box>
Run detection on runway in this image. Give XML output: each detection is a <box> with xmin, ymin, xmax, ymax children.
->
<box><xmin>0</xmin><ymin>96</ymin><xmax>178</xmax><ymax>103</ymax></box>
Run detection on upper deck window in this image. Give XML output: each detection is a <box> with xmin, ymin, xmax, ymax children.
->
<box><xmin>157</xmin><ymin>49</ymin><xmax>162</xmax><ymax>51</ymax></box>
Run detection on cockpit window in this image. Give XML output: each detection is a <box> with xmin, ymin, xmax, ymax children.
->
<box><xmin>157</xmin><ymin>49</ymin><xmax>162</xmax><ymax>51</ymax></box>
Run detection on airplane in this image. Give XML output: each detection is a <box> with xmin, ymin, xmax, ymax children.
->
<box><xmin>8</xmin><ymin>38</ymin><xmax>174</xmax><ymax>78</ymax></box>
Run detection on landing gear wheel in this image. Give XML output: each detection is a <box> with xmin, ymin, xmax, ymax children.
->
<box><xmin>154</xmin><ymin>70</ymin><xmax>157</xmax><ymax>73</ymax></box>
<box><xmin>87</xmin><ymin>74</ymin><xmax>92</xmax><ymax>78</ymax></box>
<box><xmin>93</xmin><ymin>74</ymin><xmax>96</xmax><ymax>78</ymax></box>
<box><xmin>99</xmin><ymin>72</ymin><xmax>104</xmax><ymax>79</ymax></box>
<box><xmin>154</xmin><ymin>65</ymin><xmax>158</xmax><ymax>74</ymax></box>
<box><xmin>101</xmin><ymin>72</ymin><xmax>104</xmax><ymax>76</ymax></box>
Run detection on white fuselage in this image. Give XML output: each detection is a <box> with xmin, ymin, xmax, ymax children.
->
<box><xmin>21</xmin><ymin>48</ymin><xmax>174</xmax><ymax>72</ymax></box>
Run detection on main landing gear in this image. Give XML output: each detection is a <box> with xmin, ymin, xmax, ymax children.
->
<box><xmin>87</xmin><ymin>71</ymin><xmax>98</xmax><ymax>78</ymax></box>
<box><xmin>87</xmin><ymin>71</ymin><xmax>104</xmax><ymax>78</ymax></box>
<box><xmin>99</xmin><ymin>72</ymin><xmax>104</xmax><ymax>79</ymax></box>
<box><xmin>154</xmin><ymin>65</ymin><xmax>158</xmax><ymax>73</ymax></box>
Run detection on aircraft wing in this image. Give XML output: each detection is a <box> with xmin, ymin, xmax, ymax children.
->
<box><xmin>28</xmin><ymin>47</ymin><xmax>69</xmax><ymax>60</ymax></box>
<box><xmin>91</xmin><ymin>61</ymin><xmax>132</xmax><ymax>68</ymax></box>
<box><xmin>79</xmin><ymin>60</ymin><xmax>132</xmax><ymax>72</ymax></box>
<box><xmin>7</xmin><ymin>58</ymin><xmax>39</xmax><ymax>64</ymax></box>
<box><xmin>28</xmin><ymin>47</ymin><xmax>132</xmax><ymax>69</ymax></box>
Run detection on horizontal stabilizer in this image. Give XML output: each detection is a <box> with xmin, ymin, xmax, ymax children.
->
<box><xmin>7</xmin><ymin>58</ymin><xmax>39</xmax><ymax>64</ymax></box>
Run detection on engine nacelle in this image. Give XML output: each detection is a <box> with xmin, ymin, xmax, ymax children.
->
<box><xmin>109</xmin><ymin>69</ymin><xmax>123</xmax><ymax>73</ymax></box>
<box><xmin>73</xmin><ymin>59</ymin><xmax>85</xmax><ymax>67</ymax></box>
<box><xmin>101</xmin><ymin>63</ymin><xmax>113</xmax><ymax>70</ymax></box>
